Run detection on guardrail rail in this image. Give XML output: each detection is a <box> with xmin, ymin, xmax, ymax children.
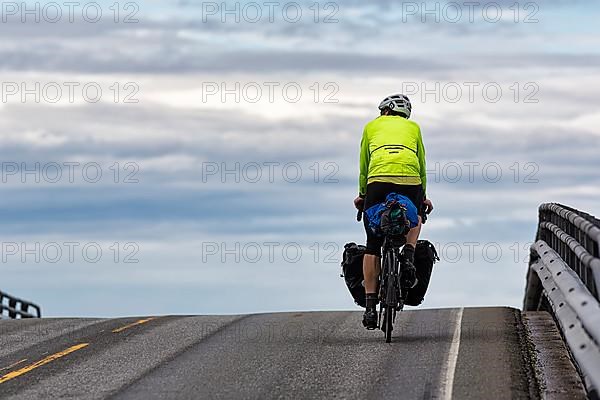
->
<box><xmin>524</xmin><ymin>203</ymin><xmax>600</xmax><ymax>400</ymax></box>
<box><xmin>0</xmin><ymin>290</ymin><xmax>42</xmax><ymax>319</ymax></box>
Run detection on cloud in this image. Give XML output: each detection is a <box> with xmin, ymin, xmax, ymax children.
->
<box><xmin>1</xmin><ymin>0</ymin><xmax>599</xmax><ymax>316</ymax></box>
<box><xmin>0</xmin><ymin>1</ymin><xmax>598</xmax><ymax>75</ymax></box>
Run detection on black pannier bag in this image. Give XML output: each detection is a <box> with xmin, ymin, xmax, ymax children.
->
<box><xmin>404</xmin><ymin>240</ymin><xmax>440</xmax><ymax>306</ymax></box>
<box><xmin>340</xmin><ymin>242</ymin><xmax>367</xmax><ymax>307</ymax></box>
<box><xmin>341</xmin><ymin>240</ymin><xmax>439</xmax><ymax>308</ymax></box>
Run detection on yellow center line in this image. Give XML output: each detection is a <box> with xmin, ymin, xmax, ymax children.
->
<box><xmin>112</xmin><ymin>317</ymin><xmax>156</xmax><ymax>333</ymax></box>
<box><xmin>0</xmin><ymin>359</ymin><xmax>28</xmax><ymax>373</ymax></box>
<box><xmin>0</xmin><ymin>343</ymin><xmax>89</xmax><ymax>384</ymax></box>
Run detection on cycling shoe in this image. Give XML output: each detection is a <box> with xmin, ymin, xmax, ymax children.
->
<box><xmin>362</xmin><ymin>308</ymin><xmax>378</xmax><ymax>330</ymax></box>
<box><xmin>401</xmin><ymin>263</ymin><xmax>418</xmax><ymax>289</ymax></box>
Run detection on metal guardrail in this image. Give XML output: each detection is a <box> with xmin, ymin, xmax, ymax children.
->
<box><xmin>0</xmin><ymin>290</ymin><xmax>41</xmax><ymax>319</ymax></box>
<box><xmin>524</xmin><ymin>203</ymin><xmax>600</xmax><ymax>400</ymax></box>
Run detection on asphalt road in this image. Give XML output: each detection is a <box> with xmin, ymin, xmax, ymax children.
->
<box><xmin>0</xmin><ymin>307</ymin><xmax>554</xmax><ymax>399</ymax></box>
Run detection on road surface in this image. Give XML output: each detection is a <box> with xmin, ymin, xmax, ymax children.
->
<box><xmin>0</xmin><ymin>307</ymin><xmax>582</xmax><ymax>399</ymax></box>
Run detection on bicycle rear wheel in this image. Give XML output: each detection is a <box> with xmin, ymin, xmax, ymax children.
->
<box><xmin>384</xmin><ymin>263</ymin><xmax>396</xmax><ymax>343</ymax></box>
<box><xmin>380</xmin><ymin>242</ymin><xmax>402</xmax><ymax>343</ymax></box>
<box><xmin>384</xmin><ymin>305</ymin><xmax>393</xmax><ymax>342</ymax></box>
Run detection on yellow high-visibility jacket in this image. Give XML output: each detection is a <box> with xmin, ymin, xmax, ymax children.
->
<box><xmin>359</xmin><ymin>115</ymin><xmax>426</xmax><ymax>196</ymax></box>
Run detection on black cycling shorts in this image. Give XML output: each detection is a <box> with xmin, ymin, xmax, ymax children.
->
<box><xmin>363</xmin><ymin>182</ymin><xmax>424</xmax><ymax>257</ymax></box>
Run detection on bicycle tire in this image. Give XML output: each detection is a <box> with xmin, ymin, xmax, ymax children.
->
<box><xmin>384</xmin><ymin>256</ymin><xmax>396</xmax><ymax>342</ymax></box>
<box><xmin>384</xmin><ymin>305</ymin><xmax>393</xmax><ymax>342</ymax></box>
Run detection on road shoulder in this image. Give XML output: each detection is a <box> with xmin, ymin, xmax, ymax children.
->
<box><xmin>522</xmin><ymin>311</ymin><xmax>586</xmax><ymax>400</ymax></box>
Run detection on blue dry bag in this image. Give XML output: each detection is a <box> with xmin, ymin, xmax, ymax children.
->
<box><xmin>365</xmin><ymin>193</ymin><xmax>419</xmax><ymax>237</ymax></box>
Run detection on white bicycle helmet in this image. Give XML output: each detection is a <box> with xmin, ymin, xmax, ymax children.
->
<box><xmin>378</xmin><ymin>94</ymin><xmax>412</xmax><ymax>118</ymax></box>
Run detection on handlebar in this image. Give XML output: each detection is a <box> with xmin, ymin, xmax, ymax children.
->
<box><xmin>356</xmin><ymin>209</ymin><xmax>362</xmax><ymax>222</ymax></box>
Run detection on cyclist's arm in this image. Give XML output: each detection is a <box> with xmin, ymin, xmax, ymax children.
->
<box><xmin>359</xmin><ymin>127</ymin><xmax>369</xmax><ymax>197</ymax></box>
<box><xmin>417</xmin><ymin>127</ymin><xmax>427</xmax><ymax>197</ymax></box>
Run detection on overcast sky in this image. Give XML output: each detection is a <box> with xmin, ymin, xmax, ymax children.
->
<box><xmin>1</xmin><ymin>0</ymin><xmax>599</xmax><ymax>317</ymax></box>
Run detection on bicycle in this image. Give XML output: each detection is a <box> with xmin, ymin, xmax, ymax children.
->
<box><xmin>357</xmin><ymin>208</ymin><xmax>412</xmax><ymax>343</ymax></box>
<box><xmin>379</xmin><ymin>233</ymin><xmax>408</xmax><ymax>342</ymax></box>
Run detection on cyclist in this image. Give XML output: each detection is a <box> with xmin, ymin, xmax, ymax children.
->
<box><xmin>353</xmin><ymin>94</ymin><xmax>433</xmax><ymax>329</ymax></box>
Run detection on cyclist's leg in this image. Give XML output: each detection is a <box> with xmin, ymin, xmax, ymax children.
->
<box><xmin>363</xmin><ymin>254</ymin><xmax>381</xmax><ymax>293</ymax></box>
<box><xmin>392</xmin><ymin>184</ymin><xmax>425</xmax><ymax>263</ymax></box>
<box><xmin>401</xmin><ymin>217</ymin><xmax>422</xmax><ymax>288</ymax></box>
<box><xmin>362</xmin><ymin>182</ymin><xmax>389</xmax><ymax>295</ymax></box>
<box><xmin>362</xmin><ymin>251</ymin><xmax>380</xmax><ymax>329</ymax></box>
<box><xmin>363</xmin><ymin>222</ymin><xmax>383</xmax><ymax>297</ymax></box>
<box><xmin>362</xmin><ymin>183</ymin><xmax>389</xmax><ymax>328</ymax></box>
<box><xmin>406</xmin><ymin>216</ymin><xmax>422</xmax><ymax>248</ymax></box>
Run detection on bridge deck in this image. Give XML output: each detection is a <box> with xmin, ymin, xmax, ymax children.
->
<box><xmin>0</xmin><ymin>308</ymin><xmax>584</xmax><ymax>399</ymax></box>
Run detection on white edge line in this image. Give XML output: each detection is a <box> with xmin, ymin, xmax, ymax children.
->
<box><xmin>440</xmin><ymin>307</ymin><xmax>464</xmax><ymax>400</ymax></box>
